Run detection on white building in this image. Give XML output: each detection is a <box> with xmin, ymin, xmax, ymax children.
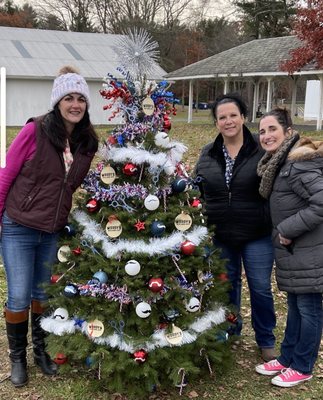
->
<box><xmin>0</xmin><ymin>27</ymin><xmax>166</xmax><ymax>126</ymax></box>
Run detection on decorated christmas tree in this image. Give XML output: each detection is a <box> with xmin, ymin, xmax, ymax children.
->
<box><xmin>41</xmin><ymin>30</ymin><xmax>234</xmax><ymax>397</ymax></box>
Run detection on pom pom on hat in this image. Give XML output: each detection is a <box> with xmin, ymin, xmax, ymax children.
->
<box><xmin>50</xmin><ymin>65</ymin><xmax>90</xmax><ymax>109</ymax></box>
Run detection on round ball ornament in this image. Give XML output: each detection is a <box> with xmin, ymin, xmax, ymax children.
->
<box><xmin>227</xmin><ymin>312</ymin><xmax>238</xmax><ymax>324</ymax></box>
<box><xmin>63</xmin><ymin>283</ymin><xmax>79</xmax><ymax>298</ymax></box>
<box><xmin>50</xmin><ymin>274</ymin><xmax>62</xmax><ymax>284</ymax></box>
<box><xmin>133</xmin><ymin>349</ymin><xmax>148</xmax><ymax>364</ymax></box>
<box><xmin>190</xmin><ymin>197</ymin><xmax>202</xmax><ymax>209</ymax></box>
<box><xmin>86</xmin><ymin>198</ymin><xmax>100</xmax><ymax>213</ymax></box>
<box><xmin>125</xmin><ymin>260</ymin><xmax>141</xmax><ymax>276</ymax></box>
<box><xmin>142</xmin><ymin>96</ymin><xmax>155</xmax><ymax>116</ymax></box>
<box><xmin>54</xmin><ymin>353</ymin><xmax>68</xmax><ymax>365</ymax></box>
<box><xmin>63</xmin><ymin>224</ymin><xmax>76</xmax><ymax>236</ymax></box>
<box><xmin>53</xmin><ymin>307</ymin><xmax>69</xmax><ymax>322</ymax></box>
<box><xmin>106</xmin><ymin>216</ymin><xmax>122</xmax><ymax>238</ymax></box>
<box><xmin>122</xmin><ymin>163</ymin><xmax>138</xmax><ymax>176</ymax></box>
<box><xmin>171</xmin><ymin>177</ymin><xmax>188</xmax><ymax>193</ymax></box>
<box><xmin>163</xmin><ymin>115</ymin><xmax>172</xmax><ymax>131</ymax></box>
<box><xmin>87</xmin><ymin>319</ymin><xmax>105</xmax><ymax>338</ymax></box>
<box><xmin>144</xmin><ymin>194</ymin><xmax>160</xmax><ymax>211</ymax></box>
<box><xmin>181</xmin><ymin>240</ymin><xmax>196</xmax><ymax>255</ymax></box>
<box><xmin>150</xmin><ymin>220</ymin><xmax>166</xmax><ymax>237</ymax></box>
<box><xmin>135</xmin><ymin>302</ymin><xmax>152</xmax><ymax>318</ymax></box>
<box><xmin>93</xmin><ymin>270</ymin><xmax>108</xmax><ymax>284</ymax></box>
<box><xmin>185</xmin><ymin>297</ymin><xmax>201</xmax><ymax>313</ymax></box>
<box><xmin>174</xmin><ymin>212</ymin><xmax>192</xmax><ymax>231</ymax></box>
<box><xmin>163</xmin><ymin>159</ymin><xmax>175</xmax><ymax>175</ymax></box>
<box><xmin>72</xmin><ymin>247</ymin><xmax>82</xmax><ymax>256</ymax></box>
<box><xmin>154</xmin><ymin>131</ymin><xmax>170</xmax><ymax>147</ymax></box>
<box><xmin>57</xmin><ymin>245</ymin><xmax>71</xmax><ymax>263</ymax></box>
<box><xmin>148</xmin><ymin>277</ymin><xmax>164</xmax><ymax>293</ymax></box>
<box><xmin>100</xmin><ymin>165</ymin><xmax>116</xmax><ymax>184</ymax></box>
<box><xmin>164</xmin><ymin>308</ymin><xmax>180</xmax><ymax>322</ymax></box>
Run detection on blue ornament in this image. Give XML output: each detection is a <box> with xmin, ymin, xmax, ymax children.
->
<box><xmin>150</xmin><ymin>220</ymin><xmax>166</xmax><ymax>237</ymax></box>
<box><xmin>63</xmin><ymin>224</ymin><xmax>76</xmax><ymax>236</ymax></box>
<box><xmin>63</xmin><ymin>283</ymin><xmax>79</xmax><ymax>298</ymax></box>
<box><xmin>93</xmin><ymin>270</ymin><xmax>108</xmax><ymax>284</ymax></box>
<box><xmin>164</xmin><ymin>309</ymin><xmax>180</xmax><ymax>322</ymax></box>
<box><xmin>172</xmin><ymin>177</ymin><xmax>188</xmax><ymax>193</ymax></box>
<box><xmin>215</xmin><ymin>330</ymin><xmax>229</xmax><ymax>342</ymax></box>
<box><xmin>85</xmin><ymin>356</ymin><xmax>94</xmax><ymax>367</ymax></box>
<box><xmin>87</xmin><ymin>278</ymin><xmax>100</xmax><ymax>285</ymax></box>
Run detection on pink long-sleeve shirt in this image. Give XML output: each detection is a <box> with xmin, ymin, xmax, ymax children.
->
<box><xmin>0</xmin><ymin>122</ymin><xmax>37</xmax><ymax>218</ymax></box>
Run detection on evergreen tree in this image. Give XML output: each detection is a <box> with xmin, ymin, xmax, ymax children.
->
<box><xmin>41</xmin><ymin>29</ymin><xmax>235</xmax><ymax>397</ymax></box>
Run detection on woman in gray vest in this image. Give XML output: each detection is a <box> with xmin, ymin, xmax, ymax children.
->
<box><xmin>0</xmin><ymin>66</ymin><xmax>98</xmax><ymax>387</ymax></box>
<box><xmin>256</xmin><ymin>108</ymin><xmax>323</xmax><ymax>387</ymax></box>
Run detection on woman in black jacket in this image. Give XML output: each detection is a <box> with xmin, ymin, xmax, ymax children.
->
<box><xmin>195</xmin><ymin>93</ymin><xmax>276</xmax><ymax>361</ymax></box>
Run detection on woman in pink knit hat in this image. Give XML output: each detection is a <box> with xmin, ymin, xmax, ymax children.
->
<box><xmin>0</xmin><ymin>66</ymin><xmax>98</xmax><ymax>387</ymax></box>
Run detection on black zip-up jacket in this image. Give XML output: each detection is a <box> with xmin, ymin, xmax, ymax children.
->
<box><xmin>195</xmin><ymin>125</ymin><xmax>271</xmax><ymax>247</ymax></box>
<box><xmin>5</xmin><ymin>117</ymin><xmax>95</xmax><ymax>233</ymax></box>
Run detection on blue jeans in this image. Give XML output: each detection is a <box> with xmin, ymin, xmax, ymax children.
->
<box><xmin>214</xmin><ymin>235</ymin><xmax>276</xmax><ymax>348</ymax></box>
<box><xmin>278</xmin><ymin>292</ymin><xmax>322</xmax><ymax>375</ymax></box>
<box><xmin>1</xmin><ymin>212</ymin><xmax>58</xmax><ymax>312</ymax></box>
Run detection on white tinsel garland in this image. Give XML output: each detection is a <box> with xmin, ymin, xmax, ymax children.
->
<box><xmin>73</xmin><ymin>210</ymin><xmax>208</xmax><ymax>258</ymax></box>
<box><xmin>41</xmin><ymin>306</ymin><xmax>227</xmax><ymax>353</ymax></box>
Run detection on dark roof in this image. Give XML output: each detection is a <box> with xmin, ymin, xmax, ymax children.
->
<box><xmin>165</xmin><ymin>36</ymin><xmax>319</xmax><ymax>80</ymax></box>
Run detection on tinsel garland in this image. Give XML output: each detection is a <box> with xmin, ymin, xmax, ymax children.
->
<box><xmin>41</xmin><ymin>306</ymin><xmax>227</xmax><ymax>352</ymax></box>
<box><xmin>73</xmin><ymin>210</ymin><xmax>208</xmax><ymax>258</ymax></box>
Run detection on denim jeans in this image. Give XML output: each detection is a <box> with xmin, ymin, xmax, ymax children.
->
<box><xmin>214</xmin><ymin>235</ymin><xmax>276</xmax><ymax>348</ymax></box>
<box><xmin>1</xmin><ymin>212</ymin><xmax>58</xmax><ymax>312</ymax></box>
<box><xmin>278</xmin><ymin>292</ymin><xmax>323</xmax><ymax>375</ymax></box>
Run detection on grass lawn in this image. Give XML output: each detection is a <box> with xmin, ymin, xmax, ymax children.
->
<box><xmin>0</xmin><ymin>115</ymin><xmax>322</xmax><ymax>399</ymax></box>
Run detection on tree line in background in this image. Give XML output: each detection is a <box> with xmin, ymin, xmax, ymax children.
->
<box><xmin>0</xmin><ymin>0</ymin><xmax>322</xmax><ymax>105</ymax></box>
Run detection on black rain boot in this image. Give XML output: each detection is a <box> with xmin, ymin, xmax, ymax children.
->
<box><xmin>5</xmin><ymin>307</ymin><xmax>29</xmax><ymax>387</ymax></box>
<box><xmin>31</xmin><ymin>300</ymin><xmax>57</xmax><ymax>376</ymax></box>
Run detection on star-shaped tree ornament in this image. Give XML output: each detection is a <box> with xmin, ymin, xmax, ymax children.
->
<box><xmin>134</xmin><ymin>219</ymin><xmax>145</xmax><ymax>231</ymax></box>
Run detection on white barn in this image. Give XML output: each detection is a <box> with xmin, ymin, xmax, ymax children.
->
<box><xmin>0</xmin><ymin>26</ymin><xmax>167</xmax><ymax>126</ymax></box>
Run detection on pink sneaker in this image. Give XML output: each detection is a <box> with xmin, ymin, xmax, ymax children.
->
<box><xmin>271</xmin><ymin>368</ymin><xmax>312</xmax><ymax>387</ymax></box>
<box><xmin>255</xmin><ymin>359</ymin><xmax>285</xmax><ymax>376</ymax></box>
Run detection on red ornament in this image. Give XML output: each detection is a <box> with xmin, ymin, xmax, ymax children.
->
<box><xmin>53</xmin><ymin>353</ymin><xmax>68</xmax><ymax>365</ymax></box>
<box><xmin>163</xmin><ymin>116</ymin><xmax>172</xmax><ymax>131</ymax></box>
<box><xmin>227</xmin><ymin>312</ymin><xmax>238</xmax><ymax>324</ymax></box>
<box><xmin>72</xmin><ymin>247</ymin><xmax>82</xmax><ymax>256</ymax></box>
<box><xmin>190</xmin><ymin>198</ymin><xmax>202</xmax><ymax>209</ymax></box>
<box><xmin>218</xmin><ymin>272</ymin><xmax>229</xmax><ymax>282</ymax></box>
<box><xmin>107</xmin><ymin>135</ymin><xmax>117</xmax><ymax>145</ymax></box>
<box><xmin>134</xmin><ymin>220</ymin><xmax>145</xmax><ymax>232</ymax></box>
<box><xmin>50</xmin><ymin>274</ymin><xmax>61</xmax><ymax>284</ymax></box>
<box><xmin>181</xmin><ymin>240</ymin><xmax>196</xmax><ymax>255</ymax></box>
<box><xmin>86</xmin><ymin>198</ymin><xmax>100</xmax><ymax>213</ymax></box>
<box><xmin>123</xmin><ymin>163</ymin><xmax>138</xmax><ymax>176</ymax></box>
<box><xmin>133</xmin><ymin>349</ymin><xmax>148</xmax><ymax>364</ymax></box>
<box><xmin>148</xmin><ymin>277</ymin><xmax>164</xmax><ymax>293</ymax></box>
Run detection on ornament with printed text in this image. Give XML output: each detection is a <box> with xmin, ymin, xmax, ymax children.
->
<box><xmin>144</xmin><ymin>194</ymin><xmax>160</xmax><ymax>211</ymax></box>
<box><xmin>106</xmin><ymin>215</ymin><xmax>122</xmax><ymax>238</ymax></box>
<box><xmin>122</xmin><ymin>163</ymin><xmax>138</xmax><ymax>176</ymax></box>
<box><xmin>165</xmin><ymin>324</ymin><xmax>183</xmax><ymax>345</ymax></box>
<box><xmin>150</xmin><ymin>220</ymin><xmax>166</xmax><ymax>237</ymax></box>
<box><xmin>154</xmin><ymin>131</ymin><xmax>170</xmax><ymax>147</ymax></box>
<box><xmin>63</xmin><ymin>283</ymin><xmax>79</xmax><ymax>298</ymax></box>
<box><xmin>135</xmin><ymin>302</ymin><xmax>151</xmax><ymax>318</ymax></box>
<box><xmin>87</xmin><ymin>319</ymin><xmax>105</xmax><ymax>338</ymax></box>
<box><xmin>148</xmin><ymin>277</ymin><xmax>164</xmax><ymax>293</ymax></box>
<box><xmin>53</xmin><ymin>308</ymin><xmax>69</xmax><ymax>322</ymax></box>
<box><xmin>142</xmin><ymin>96</ymin><xmax>155</xmax><ymax>116</ymax></box>
<box><xmin>185</xmin><ymin>297</ymin><xmax>201</xmax><ymax>313</ymax></box>
<box><xmin>181</xmin><ymin>240</ymin><xmax>196</xmax><ymax>255</ymax></box>
<box><xmin>57</xmin><ymin>245</ymin><xmax>71</xmax><ymax>263</ymax></box>
<box><xmin>174</xmin><ymin>212</ymin><xmax>192</xmax><ymax>231</ymax></box>
<box><xmin>93</xmin><ymin>270</ymin><xmax>108</xmax><ymax>284</ymax></box>
<box><xmin>86</xmin><ymin>198</ymin><xmax>100</xmax><ymax>213</ymax></box>
<box><xmin>133</xmin><ymin>349</ymin><xmax>148</xmax><ymax>364</ymax></box>
<box><xmin>171</xmin><ymin>177</ymin><xmax>188</xmax><ymax>193</ymax></box>
<box><xmin>125</xmin><ymin>259</ymin><xmax>141</xmax><ymax>276</ymax></box>
<box><xmin>54</xmin><ymin>353</ymin><xmax>68</xmax><ymax>365</ymax></box>
<box><xmin>100</xmin><ymin>165</ymin><xmax>116</xmax><ymax>184</ymax></box>
<box><xmin>190</xmin><ymin>197</ymin><xmax>202</xmax><ymax>209</ymax></box>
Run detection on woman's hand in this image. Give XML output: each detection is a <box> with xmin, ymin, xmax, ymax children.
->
<box><xmin>279</xmin><ymin>234</ymin><xmax>292</xmax><ymax>246</ymax></box>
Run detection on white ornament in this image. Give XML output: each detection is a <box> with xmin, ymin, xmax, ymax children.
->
<box><xmin>144</xmin><ymin>194</ymin><xmax>160</xmax><ymax>211</ymax></box>
<box><xmin>135</xmin><ymin>302</ymin><xmax>151</xmax><ymax>318</ymax></box>
<box><xmin>53</xmin><ymin>308</ymin><xmax>69</xmax><ymax>322</ymax></box>
<box><xmin>155</xmin><ymin>131</ymin><xmax>170</xmax><ymax>147</ymax></box>
<box><xmin>163</xmin><ymin>159</ymin><xmax>175</xmax><ymax>175</ymax></box>
<box><xmin>186</xmin><ymin>297</ymin><xmax>201</xmax><ymax>313</ymax></box>
<box><xmin>57</xmin><ymin>245</ymin><xmax>71</xmax><ymax>263</ymax></box>
<box><xmin>125</xmin><ymin>260</ymin><xmax>141</xmax><ymax>276</ymax></box>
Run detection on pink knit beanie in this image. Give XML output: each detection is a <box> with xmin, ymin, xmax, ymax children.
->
<box><xmin>50</xmin><ymin>66</ymin><xmax>90</xmax><ymax>109</ymax></box>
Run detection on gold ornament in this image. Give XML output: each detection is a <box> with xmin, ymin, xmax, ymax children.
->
<box><xmin>174</xmin><ymin>212</ymin><xmax>192</xmax><ymax>231</ymax></box>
